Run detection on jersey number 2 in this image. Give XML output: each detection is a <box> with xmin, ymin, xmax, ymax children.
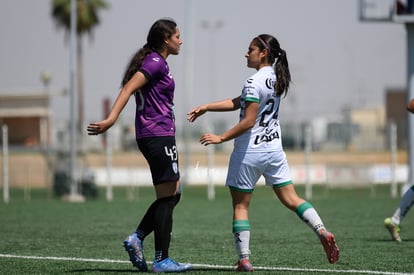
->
<box><xmin>259</xmin><ymin>98</ymin><xmax>279</xmax><ymax>127</ymax></box>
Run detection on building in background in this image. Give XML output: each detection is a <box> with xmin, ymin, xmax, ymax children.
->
<box><xmin>386</xmin><ymin>89</ymin><xmax>408</xmax><ymax>149</ymax></box>
<box><xmin>0</xmin><ymin>93</ymin><xmax>51</xmax><ymax>148</ymax></box>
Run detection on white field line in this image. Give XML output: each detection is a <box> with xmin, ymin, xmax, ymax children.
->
<box><xmin>0</xmin><ymin>253</ymin><xmax>413</xmax><ymax>275</ymax></box>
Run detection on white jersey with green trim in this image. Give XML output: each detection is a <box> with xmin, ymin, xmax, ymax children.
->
<box><xmin>234</xmin><ymin>66</ymin><xmax>283</xmax><ymax>153</ymax></box>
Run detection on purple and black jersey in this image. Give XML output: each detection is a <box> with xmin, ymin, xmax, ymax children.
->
<box><xmin>134</xmin><ymin>52</ymin><xmax>176</xmax><ymax>139</ymax></box>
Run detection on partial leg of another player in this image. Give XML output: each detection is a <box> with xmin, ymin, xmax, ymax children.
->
<box><xmin>384</xmin><ymin>185</ymin><xmax>414</xmax><ymax>242</ymax></box>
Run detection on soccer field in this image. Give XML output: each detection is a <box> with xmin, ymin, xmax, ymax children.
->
<box><xmin>1</xmin><ymin>185</ymin><xmax>413</xmax><ymax>274</ymax></box>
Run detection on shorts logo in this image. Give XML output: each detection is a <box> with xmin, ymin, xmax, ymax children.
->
<box><xmin>172</xmin><ymin>162</ymin><xmax>178</xmax><ymax>174</ymax></box>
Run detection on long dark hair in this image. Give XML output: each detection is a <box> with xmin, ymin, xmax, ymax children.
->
<box><xmin>253</xmin><ymin>34</ymin><xmax>291</xmax><ymax>97</ymax></box>
<box><xmin>121</xmin><ymin>18</ymin><xmax>177</xmax><ymax>86</ymax></box>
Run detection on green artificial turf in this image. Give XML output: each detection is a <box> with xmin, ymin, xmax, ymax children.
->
<box><xmin>0</xmin><ymin>185</ymin><xmax>413</xmax><ymax>274</ymax></box>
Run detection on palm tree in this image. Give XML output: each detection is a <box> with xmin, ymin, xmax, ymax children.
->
<box><xmin>51</xmin><ymin>0</ymin><xmax>108</xmax><ymax>147</ymax></box>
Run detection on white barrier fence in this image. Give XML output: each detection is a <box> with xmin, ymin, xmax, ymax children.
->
<box><xmin>90</xmin><ymin>164</ymin><xmax>409</xmax><ymax>187</ymax></box>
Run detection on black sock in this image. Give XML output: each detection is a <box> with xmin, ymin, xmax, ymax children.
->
<box><xmin>135</xmin><ymin>199</ymin><xmax>159</xmax><ymax>240</ymax></box>
<box><xmin>153</xmin><ymin>195</ymin><xmax>179</xmax><ymax>261</ymax></box>
<box><xmin>135</xmin><ymin>193</ymin><xmax>181</xmax><ymax>240</ymax></box>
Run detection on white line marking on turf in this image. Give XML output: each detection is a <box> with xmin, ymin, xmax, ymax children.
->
<box><xmin>0</xmin><ymin>253</ymin><xmax>413</xmax><ymax>275</ymax></box>
<box><xmin>0</xmin><ymin>253</ymin><xmax>130</xmax><ymax>264</ymax></box>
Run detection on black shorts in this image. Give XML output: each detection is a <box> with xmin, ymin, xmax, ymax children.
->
<box><xmin>137</xmin><ymin>136</ymin><xmax>180</xmax><ymax>185</ymax></box>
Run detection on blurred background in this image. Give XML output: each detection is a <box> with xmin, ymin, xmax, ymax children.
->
<box><xmin>0</xmin><ymin>0</ymin><xmax>412</xmax><ymax>200</ymax></box>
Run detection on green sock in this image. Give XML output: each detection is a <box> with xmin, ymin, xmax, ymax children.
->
<box><xmin>296</xmin><ymin>202</ymin><xmax>325</xmax><ymax>233</ymax></box>
<box><xmin>233</xmin><ymin>220</ymin><xmax>251</xmax><ymax>259</ymax></box>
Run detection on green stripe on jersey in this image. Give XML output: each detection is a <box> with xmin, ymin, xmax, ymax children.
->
<box><xmin>245</xmin><ymin>97</ymin><xmax>259</xmax><ymax>103</ymax></box>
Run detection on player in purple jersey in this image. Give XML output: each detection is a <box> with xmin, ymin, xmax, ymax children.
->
<box><xmin>87</xmin><ymin>18</ymin><xmax>192</xmax><ymax>273</ymax></box>
<box><xmin>134</xmin><ymin>51</ymin><xmax>176</xmax><ymax>138</ymax></box>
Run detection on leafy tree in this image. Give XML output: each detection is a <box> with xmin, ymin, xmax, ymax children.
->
<box><xmin>51</xmin><ymin>0</ymin><xmax>108</xmax><ymax>145</ymax></box>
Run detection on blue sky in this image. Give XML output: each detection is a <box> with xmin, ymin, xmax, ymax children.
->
<box><xmin>0</xmin><ymin>0</ymin><xmax>407</xmax><ymax>129</ymax></box>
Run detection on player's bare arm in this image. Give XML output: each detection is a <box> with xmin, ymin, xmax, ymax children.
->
<box><xmin>187</xmin><ymin>97</ymin><xmax>241</xmax><ymax>123</ymax></box>
<box><xmin>200</xmin><ymin>101</ymin><xmax>257</xmax><ymax>145</ymax></box>
<box><xmin>87</xmin><ymin>72</ymin><xmax>147</xmax><ymax>135</ymax></box>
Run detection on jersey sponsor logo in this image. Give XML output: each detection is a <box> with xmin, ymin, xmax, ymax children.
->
<box><xmin>246</xmin><ymin>78</ymin><xmax>253</xmax><ymax>84</ymax></box>
<box><xmin>152</xmin><ymin>57</ymin><xmax>160</xmax><ymax>62</ymax></box>
<box><xmin>253</xmin><ymin>130</ymin><xmax>279</xmax><ymax>145</ymax></box>
<box><xmin>265</xmin><ymin>78</ymin><xmax>274</xmax><ymax>89</ymax></box>
<box><xmin>255</xmin><ymin>117</ymin><xmax>280</xmax><ymax>145</ymax></box>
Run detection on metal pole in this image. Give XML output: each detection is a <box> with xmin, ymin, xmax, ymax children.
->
<box><xmin>201</xmin><ymin>20</ymin><xmax>223</xmax><ymax>200</ymax></box>
<box><xmin>69</xmin><ymin>0</ymin><xmax>79</xmax><ymax>200</ymax></box>
<box><xmin>205</xmin><ymin>21</ymin><xmax>215</xmax><ymax>201</ymax></box>
<box><xmin>2</xmin><ymin>125</ymin><xmax>9</xmax><ymax>203</ymax></box>
<box><xmin>305</xmin><ymin>124</ymin><xmax>312</xmax><ymax>200</ymax></box>
<box><xmin>207</xmin><ymin>135</ymin><xmax>215</xmax><ymax>200</ymax></box>
<box><xmin>106</xmin><ymin>130</ymin><xmax>113</xmax><ymax>201</ymax></box>
<box><xmin>390</xmin><ymin>122</ymin><xmax>398</xmax><ymax>198</ymax></box>
<box><xmin>182</xmin><ymin>0</ymin><xmax>195</xmax><ymax>187</ymax></box>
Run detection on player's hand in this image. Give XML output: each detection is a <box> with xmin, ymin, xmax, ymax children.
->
<box><xmin>407</xmin><ymin>98</ymin><xmax>414</xmax><ymax>113</ymax></box>
<box><xmin>187</xmin><ymin>106</ymin><xmax>207</xmax><ymax>122</ymax></box>
<box><xmin>200</xmin><ymin>133</ymin><xmax>223</xmax><ymax>146</ymax></box>
<box><xmin>86</xmin><ymin>120</ymin><xmax>113</xmax><ymax>135</ymax></box>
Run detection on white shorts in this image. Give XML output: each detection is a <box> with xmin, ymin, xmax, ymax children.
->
<box><xmin>225</xmin><ymin>150</ymin><xmax>292</xmax><ymax>192</ymax></box>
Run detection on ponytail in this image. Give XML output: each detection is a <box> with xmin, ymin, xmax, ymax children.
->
<box><xmin>255</xmin><ymin>35</ymin><xmax>291</xmax><ymax>97</ymax></box>
<box><xmin>121</xmin><ymin>47</ymin><xmax>152</xmax><ymax>87</ymax></box>
<box><xmin>274</xmin><ymin>48</ymin><xmax>291</xmax><ymax>97</ymax></box>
